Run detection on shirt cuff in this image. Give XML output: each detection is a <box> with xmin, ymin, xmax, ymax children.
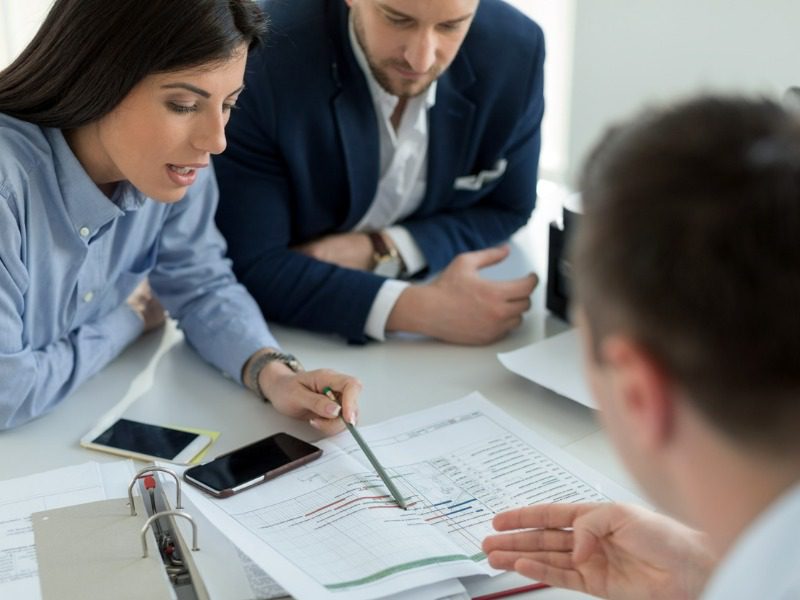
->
<box><xmin>385</xmin><ymin>226</ymin><xmax>427</xmax><ymax>277</ymax></box>
<box><xmin>365</xmin><ymin>279</ymin><xmax>411</xmax><ymax>341</ymax></box>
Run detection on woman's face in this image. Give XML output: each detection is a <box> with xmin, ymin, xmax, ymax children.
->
<box><xmin>84</xmin><ymin>45</ymin><xmax>248</xmax><ymax>202</ymax></box>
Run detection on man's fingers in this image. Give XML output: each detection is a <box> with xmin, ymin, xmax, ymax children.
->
<box><xmin>503</xmin><ymin>297</ymin><xmax>532</xmax><ymax>317</ymax></box>
<box><xmin>492</xmin><ymin>273</ymin><xmax>539</xmax><ymax>300</ymax></box>
<box><xmin>487</xmin><ymin>549</ymin><xmax>573</xmax><ymax>571</ymax></box>
<box><xmin>492</xmin><ymin>504</ymin><xmax>601</xmax><ymax>532</ymax></box>
<box><xmin>457</xmin><ymin>245</ymin><xmax>511</xmax><ymax>270</ymax></box>
<box><xmin>483</xmin><ymin>529</ymin><xmax>575</xmax><ymax>555</ymax></box>
<box><xmin>514</xmin><ymin>556</ymin><xmax>588</xmax><ymax>593</ymax></box>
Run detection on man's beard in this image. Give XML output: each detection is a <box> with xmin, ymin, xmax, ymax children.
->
<box><xmin>352</xmin><ymin>9</ymin><xmax>440</xmax><ymax>98</ymax></box>
<box><xmin>369</xmin><ymin>59</ymin><xmax>440</xmax><ymax>99</ymax></box>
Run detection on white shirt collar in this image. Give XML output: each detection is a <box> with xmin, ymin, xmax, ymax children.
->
<box><xmin>701</xmin><ymin>481</ymin><xmax>800</xmax><ymax>599</ymax></box>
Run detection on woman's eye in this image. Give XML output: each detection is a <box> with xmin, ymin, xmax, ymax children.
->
<box><xmin>168</xmin><ymin>102</ymin><xmax>197</xmax><ymax>114</ymax></box>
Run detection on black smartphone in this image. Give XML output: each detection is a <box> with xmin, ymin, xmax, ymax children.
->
<box><xmin>183</xmin><ymin>432</ymin><xmax>323</xmax><ymax>498</ymax></box>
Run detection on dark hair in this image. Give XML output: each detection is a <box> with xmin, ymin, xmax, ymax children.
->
<box><xmin>0</xmin><ymin>0</ymin><xmax>266</xmax><ymax>129</ymax></box>
<box><xmin>574</xmin><ymin>96</ymin><xmax>800</xmax><ymax>453</ymax></box>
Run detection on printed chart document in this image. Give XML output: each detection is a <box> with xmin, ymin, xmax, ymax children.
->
<box><xmin>0</xmin><ymin>461</ymin><xmax>136</xmax><ymax>599</ymax></box>
<box><xmin>181</xmin><ymin>392</ymin><xmax>639</xmax><ymax>600</ymax></box>
<box><xmin>498</xmin><ymin>329</ymin><xmax>596</xmax><ymax>409</ymax></box>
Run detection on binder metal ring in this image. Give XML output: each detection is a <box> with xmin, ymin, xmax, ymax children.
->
<box><xmin>141</xmin><ymin>510</ymin><xmax>199</xmax><ymax>558</ymax></box>
<box><xmin>128</xmin><ymin>466</ymin><xmax>183</xmax><ymax>516</ymax></box>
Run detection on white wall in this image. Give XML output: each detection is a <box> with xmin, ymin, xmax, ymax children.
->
<box><xmin>566</xmin><ymin>0</ymin><xmax>800</xmax><ymax>185</ymax></box>
<box><xmin>505</xmin><ymin>0</ymin><xmax>576</xmax><ymax>183</ymax></box>
<box><xmin>0</xmin><ymin>0</ymin><xmax>53</xmax><ymax>68</ymax></box>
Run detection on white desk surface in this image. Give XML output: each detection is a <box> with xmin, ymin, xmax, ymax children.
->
<box><xmin>0</xmin><ymin>202</ymin><xmax>637</xmax><ymax>600</ymax></box>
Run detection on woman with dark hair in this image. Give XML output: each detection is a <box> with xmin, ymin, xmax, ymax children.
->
<box><xmin>0</xmin><ymin>0</ymin><xmax>361</xmax><ymax>431</ymax></box>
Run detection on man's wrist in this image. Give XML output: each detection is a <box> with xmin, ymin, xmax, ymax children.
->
<box><xmin>369</xmin><ymin>231</ymin><xmax>404</xmax><ymax>277</ymax></box>
<box><xmin>386</xmin><ymin>284</ymin><xmax>432</xmax><ymax>336</ymax></box>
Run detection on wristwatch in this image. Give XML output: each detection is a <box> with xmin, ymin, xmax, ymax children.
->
<box><xmin>369</xmin><ymin>231</ymin><xmax>403</xmax><ymax>278</ymax></box>
<box><xmin>246</xmin><ymin>351</ymin><xmax>304</xmax><ymax>403</ymax></box>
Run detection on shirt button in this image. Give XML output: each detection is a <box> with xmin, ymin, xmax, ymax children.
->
<box><xmin>79</xmin><ymin>226</ymin><xmax>90</xmax><ymax>238</ymax></box>
<box><xmin>83</xmin><ymin>291</ymin><xmax>94</xmax><ymax>303</ymax></box>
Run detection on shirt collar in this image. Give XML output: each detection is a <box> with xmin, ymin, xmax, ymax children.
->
<box><xmin>347</xmin><ymin>11</ymin><xmax>437</xmax><ymax>123</ymax></box>
<box><xmin>702</xmin><ymin>481</ymin><xmax>800</xmax><ymax>599</ymax></box>
<box><xmin>45</xmin><ymin>127</ymin><xmax>147</xmax><ymax>236</ymax></box>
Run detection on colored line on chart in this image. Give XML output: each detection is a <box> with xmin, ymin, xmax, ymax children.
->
<box><xmin>424</xmin><ymin>498</ymin><xmax>477</xmax><ymax>522</ymax></box>
<box><xmin>367</xmin><ymin>500</ymin><xmax>419</xmax><ymax>510</ymax></box>
<box><xmin>305</xmin><ymin>495</ymin><xmax>390</xmax><ymax>517</ymax></box>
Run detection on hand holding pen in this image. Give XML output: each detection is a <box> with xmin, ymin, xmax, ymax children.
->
<box><xmin>255</xmin><ymin>363</ymin><xmax>361</xmax><ymax>437</ymax></box>
<box><xmin>323</xmin><ymin>387</ymin><xmax>408</xmax><ymax>510</ymax></box>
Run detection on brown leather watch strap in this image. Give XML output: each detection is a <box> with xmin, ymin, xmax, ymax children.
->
<box><xmin>368</xmin><ymin>231</ymin><xmax>393</xmax><ymax>259</ymax></box>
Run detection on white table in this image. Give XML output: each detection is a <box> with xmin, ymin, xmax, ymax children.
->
<box><xmin>0</xmin><ymin>201</ymin><xmax>636</xmax><ymax>600</ymax></box>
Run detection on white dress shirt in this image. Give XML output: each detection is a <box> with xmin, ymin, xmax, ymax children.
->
<box><xmin>701</xmin><ymin>482</ymin><xmax>800</xmax><ymax>599</ymax></box>
<box><xmin>348</xmin><ymin>15</ymin><xmax>436</xmax><ymax>340</ymax></box>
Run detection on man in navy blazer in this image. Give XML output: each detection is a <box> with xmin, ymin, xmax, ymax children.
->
<box><xmin>215</xmin><ymin>0</ymin><xmax>545</xmax><ymax>344</ymax></box>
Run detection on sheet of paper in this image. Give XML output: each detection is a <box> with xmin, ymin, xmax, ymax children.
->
<box><xmin>160</xmin><ymin>476</ymin><xmax>469</xmax><ymax>600</ymax></box>
<box><xmin>0</xmin><ymin>461</ymin><xmax>135</xmax><ymax>600</ymax></box>
<box><xmin>498</xmin><ymin>329</ymin><xmax>596</xmax><ymax>409</ymax></box>
<box><xmin>179</xmin><ymin>392</ymin><xmax>639</xmax><ymax>600</ymax></box>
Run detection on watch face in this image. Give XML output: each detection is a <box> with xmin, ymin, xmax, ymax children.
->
<box><xmin>373</xmin><ymin>256</ymin><xmax>402</xmax><ymax>278</ymax></box>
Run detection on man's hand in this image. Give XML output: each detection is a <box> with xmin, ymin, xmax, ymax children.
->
<box><xmin>483</xmin><ymin>503</ymin><xmax>715</xmax><ymax>600</ymax></box>
<box><xmin>255</xmin><ymin>358</ymin><xmax>362</xmax><ymax>437</ymax></box>
<box><xmin>388</xmin><ymin>246</ymin><xmax>537</xmax><ymax>345</ymax></box>
<box><xmin>294</xmin><ymin>232</ymin><xmax>374</xmax><ymax>271</ymax></box>
<box><xmin>126</xmin><ymin>279</ymin><xmax>167</xmax><ymax>332</ymax></box>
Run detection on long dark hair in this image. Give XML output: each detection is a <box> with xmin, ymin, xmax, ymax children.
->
<box><xmin>0</xmin><ymin>0</ymin><xmax>266</xmax><ymax>129</ymax></box>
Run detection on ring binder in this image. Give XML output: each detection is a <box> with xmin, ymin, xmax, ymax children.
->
<box><xmin>128</xmin><ymin>465</ymin><xmax>184</xmax><ymax>515</ymax></box>
<box><xmin>142</xmin><ymin>509</ymin><xmax>199</xmax><ymax>557</ymax></box>
<box><xmin>30</xmin><ymin>462</ymin><xmax>209</xmax><ymax>600</ymax></box>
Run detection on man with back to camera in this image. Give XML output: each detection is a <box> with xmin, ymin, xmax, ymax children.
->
<box><xmin>482</xmin><ymin>95</ymin><xmax>800</xmax><ymax>598</ymax></box>
<box><xmin>214</xmin><ymin>0</ymin><xmax>544</xmax><ymax>344</ymax></box>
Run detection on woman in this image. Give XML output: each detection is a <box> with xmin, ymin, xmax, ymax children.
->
<box><xmin>0</xmin><ymin>0</ymin><xmax>360</xmax><ymax>431</ymax></box>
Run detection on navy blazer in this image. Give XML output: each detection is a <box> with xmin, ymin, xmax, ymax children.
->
<box><xmin>215</xmin><ymin>0</ymin><xmax>545</xmax><ymax>343</ymax></box>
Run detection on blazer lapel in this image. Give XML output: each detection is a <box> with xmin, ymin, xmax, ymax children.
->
<box><xmin>328</xmin><ymin>0</ymin><xmax>379</xmax><ymax>229</ymax></box>
<box><xmin>424</xmin><ymin>56</ymin><xmax>477</xmax><ymax>213</ymax></box>
<box><xmin>332</xmin><ymin>87</ymin><xmax>380</xmax><ymax>229</ymax></box>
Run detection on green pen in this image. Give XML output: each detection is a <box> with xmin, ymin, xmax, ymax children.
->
<box><xmin>323</xmin><ymin>386</ymin><xmax>408</xmax><ymax>510</ymax></box>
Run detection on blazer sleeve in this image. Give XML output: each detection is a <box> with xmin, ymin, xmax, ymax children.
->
<box><xmin>403</xmin><ymin>28</ymin><xmax>545</xmax><ymax>275</ymax></box>
<box><xmin>214</xmin><ymin>60</ymin><xmax>385</xmax><ymax>344</ymax></box>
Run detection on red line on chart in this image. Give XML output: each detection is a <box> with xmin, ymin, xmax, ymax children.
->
<box><xmin>305</xmin><ymin>495</ymin><xmax>390</xmax><ymax>517</ymax></box>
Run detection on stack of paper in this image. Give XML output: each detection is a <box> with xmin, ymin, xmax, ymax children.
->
<box><xmin>0</xmin><ymin>461</ymin><xmax>135</xmax><ymax>599</ymax></box>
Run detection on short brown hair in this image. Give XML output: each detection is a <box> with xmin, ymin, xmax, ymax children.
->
<box><xmin>574</xmin><ymin>96</ymin><xmax>800</xmax><ymax>452</ymax></box>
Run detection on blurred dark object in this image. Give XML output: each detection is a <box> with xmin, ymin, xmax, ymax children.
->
<box><xmin>546</xmin><ymin>207</ymin><xmax>581</xmax><ymax>322</ymax></box>
<box><xmin>784</xmin><ymin>87</ymin><xmax>800</xmax><ymax>112</ymax></box>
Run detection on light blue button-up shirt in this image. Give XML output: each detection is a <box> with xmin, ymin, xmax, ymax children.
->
<box><xmin>0</xmin><ymin>113</ymin><xmax>278</xmax><ymax>429</ymax></box>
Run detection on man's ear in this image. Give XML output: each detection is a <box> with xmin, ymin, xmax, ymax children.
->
<box><xmin>600</xmin><ymin>335</ymin><xmax>674</xmax><ymax>450</ymax></box>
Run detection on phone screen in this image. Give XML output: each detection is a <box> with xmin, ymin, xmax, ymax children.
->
<box><xmin>92</xmin><ymin>418</ymin><xmax>199</xmax><ymax>459</ymax></box>
<box><xmin>185</xmin><ymin>433</ymin><xmax>321</xmax><ymax>493</ymax></box>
